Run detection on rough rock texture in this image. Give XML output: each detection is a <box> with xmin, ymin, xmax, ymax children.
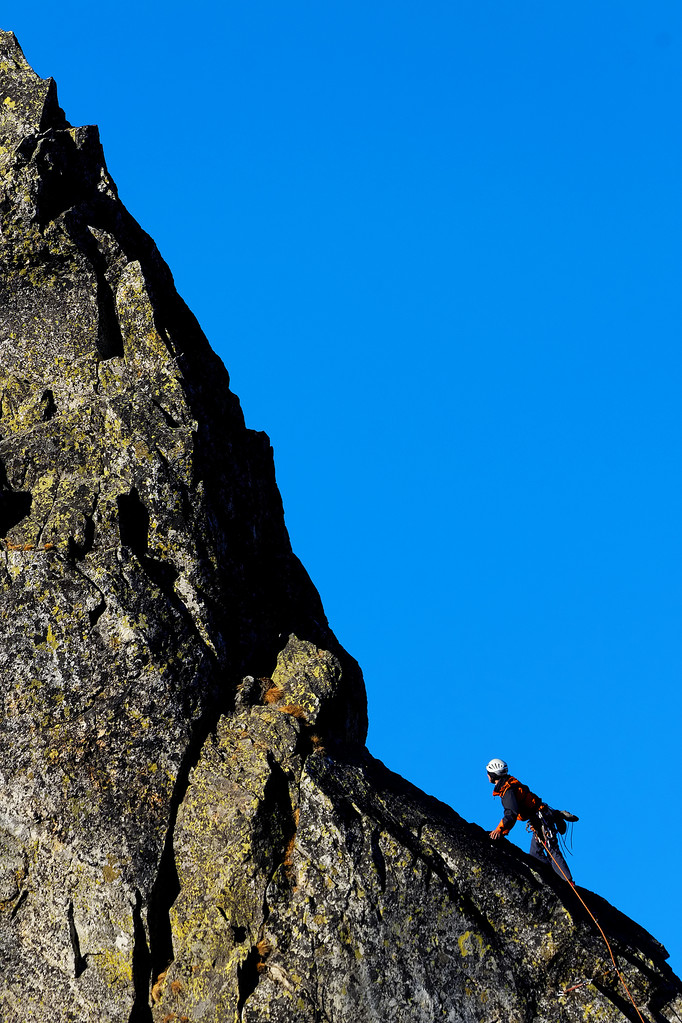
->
<box><xmin>0</xmin><ymin>30</ymin><xmax>679</xmax><ymax>1022</ymax></box>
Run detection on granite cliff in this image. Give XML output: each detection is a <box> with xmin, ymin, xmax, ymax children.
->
<box><xmin>0</xmin><ymin>31</ymin><xmax>680</xmax><ymax>1023</ymax></box>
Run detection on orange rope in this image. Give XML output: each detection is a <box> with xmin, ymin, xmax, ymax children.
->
<box><xmin>534</xmin><ymin>828</ymin><xmax>647</xmax><ymax>1022</ymax></box>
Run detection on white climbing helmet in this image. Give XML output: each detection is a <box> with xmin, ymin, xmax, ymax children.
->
<box><xmin>486</xmin><ymin>758</ymin><xmax>508</xmax><ymax>777</ymax></box>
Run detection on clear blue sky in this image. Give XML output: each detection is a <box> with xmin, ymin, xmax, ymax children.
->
<box><xmin>5</xmin><ymin>1</ymin><xmax>682</xmax><ymax>977</ymax></box>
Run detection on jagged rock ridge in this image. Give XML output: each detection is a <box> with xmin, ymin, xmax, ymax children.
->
<box><xmin>0</xmin><ymin>30</ymin><xmax>679</xmax><ymax>1022</ymax></box>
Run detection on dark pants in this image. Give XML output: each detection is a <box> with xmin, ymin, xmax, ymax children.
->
<box><xmin>529</xmin><ymin>813</ymin><xmax>574</xmax><ymax>883</ymax></box>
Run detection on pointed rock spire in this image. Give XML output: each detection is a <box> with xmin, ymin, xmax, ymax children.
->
<box><xmin>0</xmin><ymin>30</ymin><xmax>68</xmax><ymax>146</ymax></box>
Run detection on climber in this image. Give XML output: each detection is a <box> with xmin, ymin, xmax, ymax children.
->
<box><xmin>486</xmin><ymin>758</ymin><xmax>578</xmax><ymax>883</ymax></box>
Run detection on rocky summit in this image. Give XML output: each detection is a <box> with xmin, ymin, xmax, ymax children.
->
<box><xmin>0</xmin><ymin>30</ymin><xmax>679</xmax><ymax>1023</ymax></box>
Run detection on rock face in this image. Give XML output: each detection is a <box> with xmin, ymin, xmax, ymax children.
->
<box><xmin>0</xmin><ymin>30</ymin><xmax>679</xmax><ymax>1023</ymax></box>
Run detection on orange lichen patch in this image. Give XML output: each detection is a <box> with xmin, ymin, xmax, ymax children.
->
<box><xmin>278</xmin><ymin>704</ymin><xmax>307</xmax><ymax>720</ymax></box>
<box><xmin>309</xmin><ymin>734</ymin><xmax>325</xmax><ymax>752</ymax></box>
<box><xmin>151</xmin><ymin>968</ymin><xmax>168</xmax><ymax>1003</ymax></box>
<box><xmin>170</xmin><ymin>980</ymin><xmax>184</xmax><ymax>996</ymax></box>
<box><xmin>283</xmin><ymin>834</ymin><xmax>296</xmax><ymax>879</ymax></box>
<box><xmin>2</xmin><ymin>540</ymin><xmax>58</xmax><ymax>551</ymax></box>
<box><xmin>263</xmin><ymin>686</ymin><xmax>284</xmax><ymax>704</ymax></box>
<box><xmin>256</xmin><ymin>937</ymin><xmax>273</xmax><ymax>972</ymax></box>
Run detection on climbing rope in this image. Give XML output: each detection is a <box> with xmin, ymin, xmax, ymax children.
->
<box><xmin>534</xmin><ymin>828</ymin><xmax>647</xmax><ymax>1023</ymax></box>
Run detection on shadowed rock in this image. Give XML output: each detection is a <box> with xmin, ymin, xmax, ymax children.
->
<box><xmin>0</xmin><ymin>30</ymin><xmax>679</xmax><ymax>1022</ymax></box>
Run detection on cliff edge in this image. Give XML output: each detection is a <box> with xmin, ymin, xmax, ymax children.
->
<box><xmin>0</xmin><ymin>31</ymin><xmax>679</xmax><ymax>1023</ymax></box>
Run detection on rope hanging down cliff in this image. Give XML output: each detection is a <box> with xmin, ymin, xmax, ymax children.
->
<box><xmin>534</xmin><ymin>830</ymin><xmax>647</xmax><ymax>1023</ymax></box>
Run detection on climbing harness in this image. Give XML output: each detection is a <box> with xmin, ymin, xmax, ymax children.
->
<box><xmin>533</xmin><ymin>807</ymin><xmax>574</xmax><ymax>862</ymax></box>
<box><xmin>533</xmin><ymin>827</ymin><xmax>647</xmax><ymax>1023</ymax></box>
